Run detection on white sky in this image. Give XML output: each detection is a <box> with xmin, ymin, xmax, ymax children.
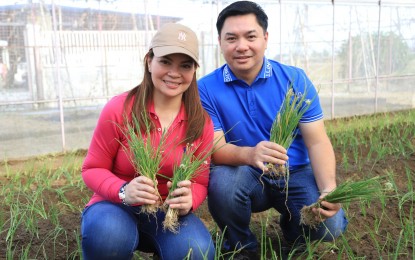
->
<box><xmin>1</xmin><ymin>0</ymin><xmax>414</xmax><ymax>53</ymax></box>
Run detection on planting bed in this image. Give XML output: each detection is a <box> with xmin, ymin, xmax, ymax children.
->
<box><xmin>1</xmin><ymin>110</ymin><xmax>414</xmax><ymax>259</ymax></box>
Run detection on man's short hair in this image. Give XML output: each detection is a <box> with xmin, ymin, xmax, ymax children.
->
<box><xmin>216</xmin><ymin>1</ymin><xmax>268</xmax><ymax>36</ymax></box>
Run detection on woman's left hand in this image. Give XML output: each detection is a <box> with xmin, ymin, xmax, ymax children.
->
<box><xmin>165</xmin><ymin>180</ymin><xmax>193</xmax><ymax>216</ymax></box>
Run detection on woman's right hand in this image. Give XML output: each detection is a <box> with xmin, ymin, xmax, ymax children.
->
<box><xmin>123</xmin><ymin>176</ymin><xmax>160</xmax><ymax>206</ymax></box>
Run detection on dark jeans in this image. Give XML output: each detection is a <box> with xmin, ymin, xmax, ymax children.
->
<box><xmin>81</xmin><ymin>201</ymin><xmax>214</xmax><ymax>260</ymax></box>
<box><xmin>207</xmin><ymin>164</ymin><xmax>348</xmax><ymax>252</ymax></box>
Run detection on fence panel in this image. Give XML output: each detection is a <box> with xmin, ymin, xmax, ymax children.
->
<box><xmin>0</xmin><ymin>0</ymin><xmax>414</xmax><ymax>159</ymax></box>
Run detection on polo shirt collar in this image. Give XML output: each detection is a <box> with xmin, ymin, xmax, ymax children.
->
<box><xmin>148</xmin><ymin>100</ymin><xmax>187</xmax><ymax>122</ymax></box>
<box><xmin>222</xmin><ymin>57</ymin><xmax>273</xmax><ymax>83</ymax></box>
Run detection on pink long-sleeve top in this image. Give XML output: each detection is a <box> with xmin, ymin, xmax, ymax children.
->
<box><xmin>82</xmin><ymin>92</ymin><xmax>214</xmax><ymax>210</ymax></box>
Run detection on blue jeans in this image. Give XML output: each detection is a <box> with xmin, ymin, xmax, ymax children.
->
<box><xmin>81</xmin><ymin>201</ymin><xmax>214</xmax><ymax>260</ymax></box>
<box><xmin>207</xmin><ymin>164</ymin><xmax>348</xmax><ymax>252</ymax></box>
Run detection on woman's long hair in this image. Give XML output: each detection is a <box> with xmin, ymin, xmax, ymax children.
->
<box><xmin>124</xmin><ymin>50</ymin><xmax>207</xmax><ymax>143</ymax></box>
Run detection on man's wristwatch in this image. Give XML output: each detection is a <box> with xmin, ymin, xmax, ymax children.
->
<box><xmin>118</xmin><ymin>182</ymin><xmax>129</xmax><ymax>205</ymax></box>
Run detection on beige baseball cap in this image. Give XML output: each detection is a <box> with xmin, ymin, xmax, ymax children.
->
<box><xmin>149</xmin><ymin>23</ymin><xmax>199</xmax><ymax>65</ymax></box>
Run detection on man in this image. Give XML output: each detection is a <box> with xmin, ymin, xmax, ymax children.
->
<box><xmin>198</xmin><ymin>1</ymin><xmax>348</xmax><ymax>258</ymax></box>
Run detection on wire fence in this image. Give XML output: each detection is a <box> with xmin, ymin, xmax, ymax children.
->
<box><xmin>0</xmin><ymin>0</ymin><xmax>414</xmax><ymax>159</ymax></box>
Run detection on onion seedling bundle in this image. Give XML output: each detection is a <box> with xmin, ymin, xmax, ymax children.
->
<box><xmin>300</xmin><ymin>176</ymin><xmax>384</xmax><ymax>229</ymax></box>
<box><xmin>162</xmin><ymin>130</ymin><xmax>232</xmax><ymax>233</ymax></box>
<box><xmin>268</xmin><ymin>86</ymin><xmax>313</xmax><ymax>176</ymax></box>
<box><xmin>123</xmin><ymin>113</ymin><xmax>167</xmax><ymax>215</ymax></box>
<box><xmin>163</xmin><ymin>142</ymin><xmax>212</xmax><ymax>233</ymax></box>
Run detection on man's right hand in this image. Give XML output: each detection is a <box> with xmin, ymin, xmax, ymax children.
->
<box><xmin>248</xmin><ymin>141</ymin><xmax>288</xmax><ymax>171</ymax></box>
<box><xmin>211</xmin><ymin>131</ymin><xmax>288</xmax><ymax>170</ymax></box>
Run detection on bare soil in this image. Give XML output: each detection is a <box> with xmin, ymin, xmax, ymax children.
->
<box><xmin>1</xmin><ymin>130</ymin><xmax>414</xmax><ymax>259</ymax></box>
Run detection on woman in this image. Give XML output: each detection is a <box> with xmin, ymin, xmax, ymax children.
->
<box><xmin>81</xmin><ymin>23</ymin><xmax>215</xmax><ymax>260</ymax></box>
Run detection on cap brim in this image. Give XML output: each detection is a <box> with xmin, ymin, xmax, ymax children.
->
<box><xmin>153</xmin><ymin>46</ymin><xmax>199</xmax><ymax>66</ymax></box>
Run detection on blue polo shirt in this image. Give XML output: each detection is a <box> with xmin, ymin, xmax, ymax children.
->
<box><xmin>198</xmin><ymin>57</ymin><xmax>323</xmax><ymax>167</ymax></box>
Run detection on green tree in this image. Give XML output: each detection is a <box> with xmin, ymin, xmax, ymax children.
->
<box><xmin>337</xmin><ymin>32</ymin><xmax>412</xmax><ymax>79</ymax></box>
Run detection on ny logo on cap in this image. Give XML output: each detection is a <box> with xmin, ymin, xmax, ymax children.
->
<box><xmin>178</xmin><ymin>31</ymin><xmax>187</xmax><ymax>41</ymax></box>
